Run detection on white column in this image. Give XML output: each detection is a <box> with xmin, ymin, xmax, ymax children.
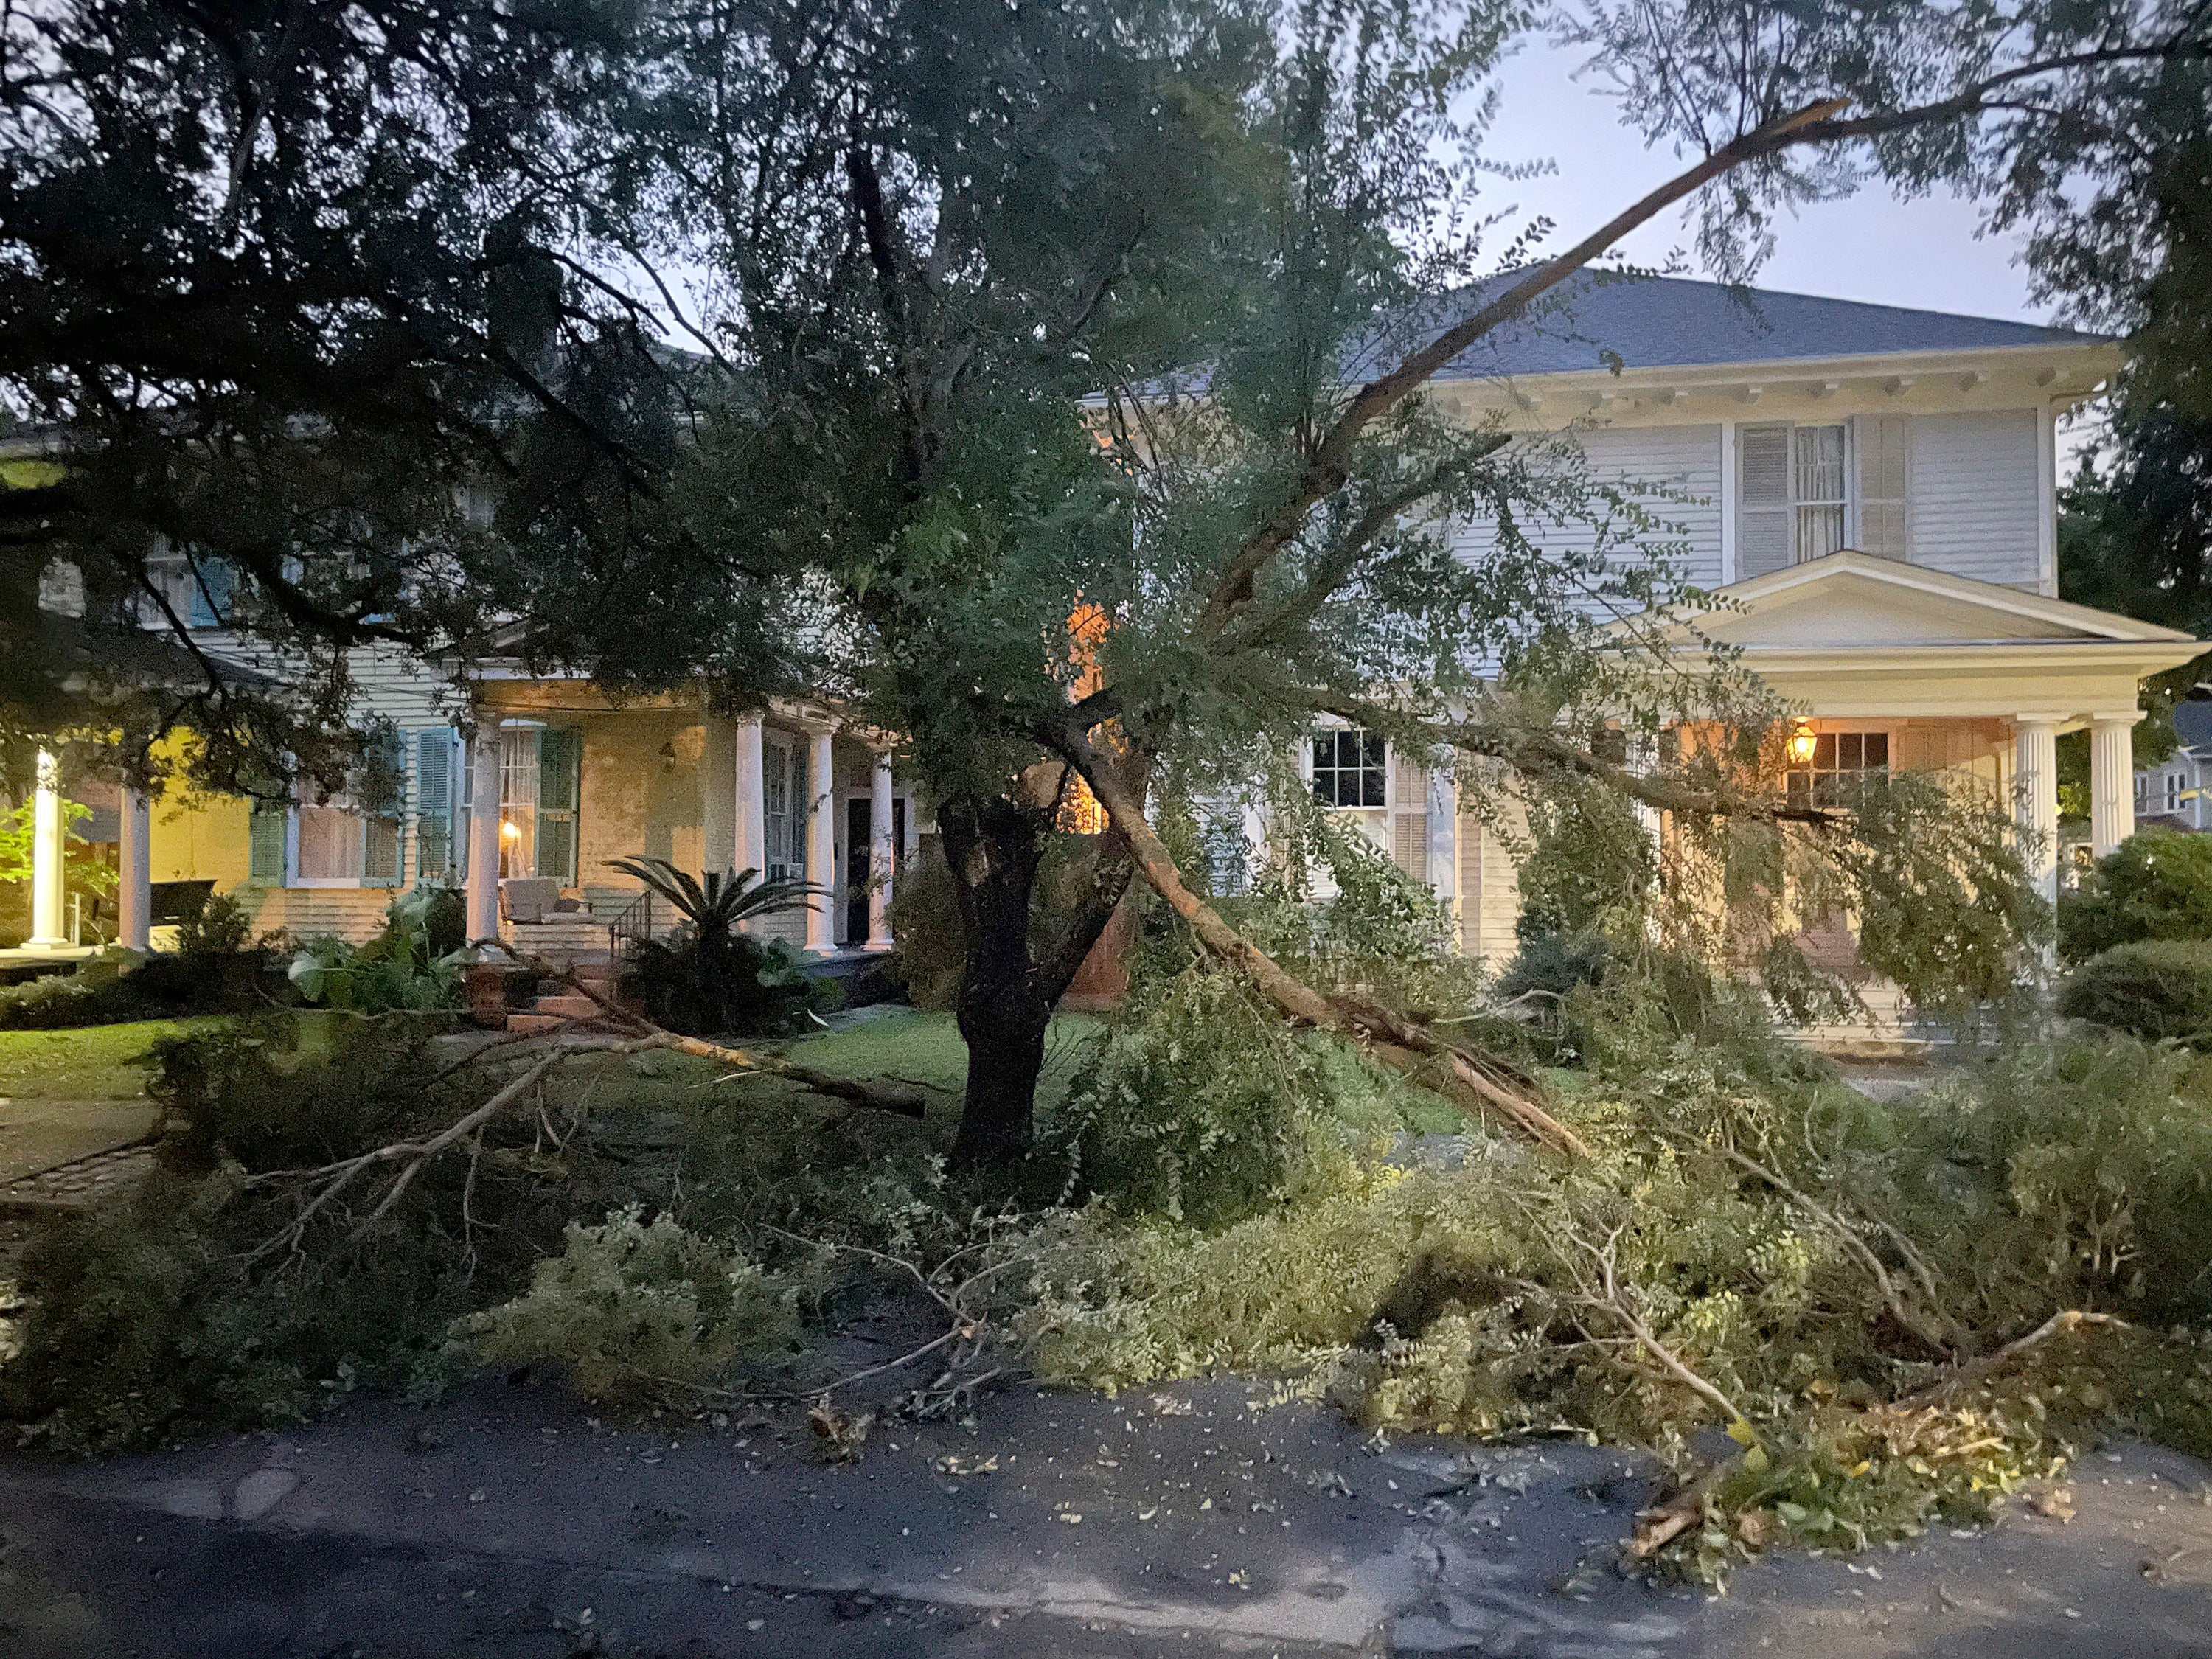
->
<box><xmin>2089</xmin><ymin>713</ymin><xmax>2139</xmax><ymax>860</ymax></box>
<box><xmin>24</xmin><ymin>749</ymin><xmax>69</xmax><ymax>949</ymax></box>
<box><xmin>699</xmin><ymin>715</ymin><xmax>734</xmax><ymax>877</ymax></box>
<box><xmin>733</xmin><ymin>717</ymin><xmax>766</xmax><ymax>932</ymax></box>
<box><xmin>1425</xmin><ymin>765</ymin><xmax>1458</xmax><ymax>929</ymax></box>
<box><xmin>866</xmin><ymin>751</ymin><xmax>895</xmax><ymax>950</ymax></box>
<box><xmin>804</xmin><ymin>726</ymin><xmax>837</xmax><ymax>953</ymax></box>
<box><xmin>465</xmin><ymin>723</ymin><xmax>504</xmax><ymax>947</ymax></box>
<box><xmin>118</xmin><ymin>786</ymin><xmax>151</xmax><ymax>950</ymax></box>
<box><xmin>2014</xmin><ymin>716</ymin><xmax>2063</xmax><ymax>911</ymax></box>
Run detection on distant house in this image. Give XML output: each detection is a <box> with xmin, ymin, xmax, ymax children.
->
<box><xmin>2135</xmin><ymin>696</ymin><xmax>2212</xmax><ymax>833</ymax></box>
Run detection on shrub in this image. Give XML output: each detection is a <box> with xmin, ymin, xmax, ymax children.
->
<box><xmin>2058</xmin><ymin>939</ymin><xmax>2212</xmax><ymax>1044</ymax></box>
<box><xmin>460</xmin><ymin>1206</ymin><xmax>799</xmax><ymax>1402</ymax></box>
<box><xmin>2060</xmin><ymin>827</ymin><xmax>2212</xmax><ymax>964</ymax></box>
<box><xmin>611</xmin><ymin>858</ymin><xmax>829</xmax><ymax>1035</ymax></box>
<box><xmin>286</xmin><ymin>885</ymin><xmax>467</xmax><ymax>1015</ymax></box>
<box><xmin>0</xmin><ymin>909</ymin><xmax>274</xmax><ymax>1030</ymax></box>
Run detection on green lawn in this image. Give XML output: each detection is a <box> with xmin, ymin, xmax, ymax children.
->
<box><xmin>776</xmin><ymin>1008</ymin><xmax>1100</xmax><ymax>1119</ymax></box>
<box><xmin>0</xmin><ymin>1019</ymin><xmax>220</xmax><ymax>1101</ymax></box>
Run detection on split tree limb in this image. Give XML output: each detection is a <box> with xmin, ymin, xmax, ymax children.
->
<box><xmin>1048</xmin><ymin>723</ymin><xmax>1590</xmax><ymax>1155</ymax></box>
<box><xmin>1190</xmin><ymin>97</ymin><xmax>1852</xmax><ymax>645</ymax></box>
<box><xmin>1888</xmin><ymin>1310</ymin><xmax>2135</xmax><ymax>1412</ymax></box>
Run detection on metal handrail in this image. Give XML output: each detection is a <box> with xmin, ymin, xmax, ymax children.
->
<box><xmin>608</xmin><ymin>888</ymin><xmax>654</xmax><ymax>961</ymax></box>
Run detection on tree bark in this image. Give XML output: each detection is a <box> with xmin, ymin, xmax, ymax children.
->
<box><xmin>939</xmin><ymin>776</ymin><xmax>1138</xmax><ymax>1163</ymax></box>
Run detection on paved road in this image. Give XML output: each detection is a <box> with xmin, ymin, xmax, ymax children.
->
<box><xmin>2</xmin><ymin>1366</ymin><xmax>2209</xmax><ymax>1658</ymax></box>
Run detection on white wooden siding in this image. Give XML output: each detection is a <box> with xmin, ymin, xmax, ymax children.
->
<box><xmin>1453</xmin><ymin>424</ymin><xmax>1724</xmax><ymax>592</ymax></box>
<box><xmin>202</xmin><ymin>636</ymin><xmax>467</xmax><ymax>897</ymax></box>
<box><xmin>1906</xmin><ymin>410</ymin><xmax>2042</xmax><ymax>588</ymax></box>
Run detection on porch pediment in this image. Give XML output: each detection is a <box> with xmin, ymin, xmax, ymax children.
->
<box><xmin>1690</xmin><ymin>551</ymin><xmax>2195</xmax><ymax>652</ymax></box>
<box><xmin>1628</xmin><ymin>551</ymin><xmax>2202</xmax><ymax>722</ymax></box>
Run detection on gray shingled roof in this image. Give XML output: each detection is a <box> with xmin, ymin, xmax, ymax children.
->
<box><xmin>1379</xmin><ymin>273</ymin><xmax>2101</xmax><ymax>380</ymax></box>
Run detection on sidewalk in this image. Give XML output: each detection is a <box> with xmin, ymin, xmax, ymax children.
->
<box><xmin>1</xmin><ymin>1366</ymin><xmax>2208</xmax><ymax>1658</ymax></box>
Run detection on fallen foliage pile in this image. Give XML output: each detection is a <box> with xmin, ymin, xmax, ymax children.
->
<box><xmin>6</xmin><ymin>916</ymin><xmax>2212</xmax><ymax>1585</ymax></box>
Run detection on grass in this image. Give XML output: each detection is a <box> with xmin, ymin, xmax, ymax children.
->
<box><xmin>0</xmin><ymin>1019</ymin><xmax>223</xmax><ymax>1100</ymax></box>
<box><xmin>768</xmin><ymin>1008</ymin><xmax>1101</xmax><ymax>1128</ymax></box>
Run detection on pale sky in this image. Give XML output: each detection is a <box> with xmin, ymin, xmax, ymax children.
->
<box><xmin>1475</xmin><ymin>41</ymin><xmax>2104</xmax><ymax>462</ymax></box>
<box><xmin>1475</xmin><ymin>41</ymin><xmax>2045</xmax><ymax>322</ymax></box>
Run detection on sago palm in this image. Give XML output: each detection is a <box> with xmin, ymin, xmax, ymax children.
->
<box><xmin>605</xmin><ymin>856</ymin><xmax>820</xmax><ymax>951</ymax></box>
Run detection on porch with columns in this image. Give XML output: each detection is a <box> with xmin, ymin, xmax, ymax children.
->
<box><xmin>456</xmin><ymin>692</ymin><xmax>914</xmax><ymax>961</ymax></box>
<box><xmin>1</xmin><ymin>748</ymin><xmax>150</xmax><ymax>967</ymax></box>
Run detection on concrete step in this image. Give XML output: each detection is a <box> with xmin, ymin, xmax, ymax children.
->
<box><xmin>530</xmin><ymin>993</ymin><xmax>601</xmax><ymax>1020</ymax></box>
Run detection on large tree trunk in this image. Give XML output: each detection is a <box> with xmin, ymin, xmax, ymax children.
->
<box><xmin>940</xmin><ymin>796</ymin><xmax>1055</xmax><ymax>1164</ymax></box>
<box><xmin>939</xmin><ymin>774</ymin><xmax>1139</xmax><ymax>1164</ymax></box>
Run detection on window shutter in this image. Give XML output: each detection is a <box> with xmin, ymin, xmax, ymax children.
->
<box><xmin>1736</xmin><ymin>425</ymin><xmax>1792</xmax><ymax>577</ymax></box>
<box><xmin>364</xmin><ymin>815</ymin><xmax>402</xmax><ymax>885</ymax></box>
<box><xmin>1854</xmin><ymin>414</ymin><xmax>1910</xmax><ymax>560</ymax></box>
<box><xmin>1392</xmin><ymin>808</ymin><xmax>1428</xmax><ymax>883</ymax></box>
<box><xmin>187</xmin><ymin>557</ymin><xmax>237</xmax><ymax>627</ymax></box>
<box><xmin>414</xmin><ymin>727</ymin><xmax>456</xmax><ymax>881</ymax></box>
<box><xmin>248</xmin><ymin>800</ymin><xmax>288</xmax><ymax>885</ymax></box>
<box><xmin>534</xmin><ymin>727</ymin><xmax>580</xmax><ymax>884</ymax></box>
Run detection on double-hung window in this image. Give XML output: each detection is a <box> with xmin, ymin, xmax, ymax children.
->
<box><xmin>1785</xmin><ymin>730</ymin><xmax>1891</xmax><ymax>811</ymax></box>
<box><xmin>1311</xmin><ymin>727</ymin><xmax>1387</xmax><ymax>807</ymax></box>
<box><xmin>1738</xmin><ymin>417</ymin><xmax>1910</xmax><ymax>577</ymax></box>
<box><xmin>495</xmin><ymin>723</ymin><xmax>580</xmax><ymax>883</ymax></box>
<box><xmin>250</xmin><ymin>732</ymin><xmax>406</xmax><ymax>888</ymax></box>
<box><xmin>762</xmin><ymin>734</ymin><xmax>808</xmax><ymax>880</ymax></box>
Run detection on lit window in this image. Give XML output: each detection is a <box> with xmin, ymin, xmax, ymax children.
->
<box><xmin>1312</xmin><ymin>728</ymin><xmax>1386</xmax><ymax>808</ymax></box>
<box><xmin>1785</xmin><ymin>730</ymin><xmax>1889</xmax><ymax>810</ymax></box>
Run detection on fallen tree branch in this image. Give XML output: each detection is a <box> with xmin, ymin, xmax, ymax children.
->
<box><xmin>242</xmin><ymin>1051</ymin><xmax>566</xmax><ymax>1263</ymax></box>
<box><xmin>509</xmin><ymin>953</ymin><xmax>927</xmax><ymax>1119</ymax></box>
<box><xmin>1048</xmin><ymin>723</ymin><xmax>1589</xmax><ymax>1155</ymax></box>
<box><xmin>1887</xmin><ymin>1310</ymin><xmax>2135</xmax><ymax>1412</ymax></box>
<box><xmin>1677</xmin><ymin>1134</ymin><xmax>1958</xmax><ymax>1357</ymax></box>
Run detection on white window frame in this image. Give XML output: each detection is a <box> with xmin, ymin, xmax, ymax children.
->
<box><xmin>286</xmin><ymin>751</ymin><xmax>405</xmax><ymax>890</ymax></box>
<box><xmin>763</xmin><ymin>733</ymin><xmax>801</xmax><ymax>881</ymax></box>
<box><xmin>1739</xmin><ymin>422</ymin><xmax>1855</xmax><ymax>573</ymax></box>
<box><xmin>1784</xmin><ymin>723</ymin><xmax>1897</xmax><ymax>813</ymax></box>
<box><xmin>1307</xmin><ymin>723</ymin><xmax>1391</xmax><ymax>810</ymax></box>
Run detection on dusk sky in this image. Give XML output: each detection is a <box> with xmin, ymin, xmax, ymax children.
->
<box><xmin>1480</xmin><ymin>42</ymin><xmax>2048</xmax><ymax>327</ymax></box>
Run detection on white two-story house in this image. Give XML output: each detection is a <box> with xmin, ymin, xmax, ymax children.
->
<box><xmin>1301</xmin><ymin>276</ymin><xmax>2202</xmax><ymax>977</ymax></box>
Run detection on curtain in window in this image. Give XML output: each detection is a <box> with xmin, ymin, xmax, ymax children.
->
<box><xmin>296</xmin><ymin>804</ymin><xmax>364</xmax><ymax>880</ymax></box>
<box><xmin>499</xmin><ymin>726</ymin><xmax>540</xmax><ymax>878</ymax></box>
<box><xmin>1792</xmin><ymin>425</ymin><xmax>1846</xmax><ymax>560</ymax></box>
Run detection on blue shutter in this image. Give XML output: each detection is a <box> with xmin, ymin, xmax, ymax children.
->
<box><xmin>535</xmin><ymin>727</ymin><xmax>580</xmax><ymax>884</ymax></box>
<box><xmin>248</xmin><ymin>799</ymin><xmax>288</xmax><ymax>885</ymax></box>
<box><xmin>187</xmin><ymin>558</ymin><xmax>237</xmax><ymax>627</ymax></box>
<box><xmin>414</xmin><ymin>727</ymin><xmax>456</xmax><ymax>881</ymax></box>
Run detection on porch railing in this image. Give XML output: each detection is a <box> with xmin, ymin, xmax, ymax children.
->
<box><xmin>608</xmin><ymin>888</ymin><xmax>655</xmax><ymax>961</ymax></box>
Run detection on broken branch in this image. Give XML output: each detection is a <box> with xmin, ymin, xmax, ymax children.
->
<box><xmin>1048</xmin><ymin>723</ymin><xmax>1590</xmax><ymax>1155</ymax></box>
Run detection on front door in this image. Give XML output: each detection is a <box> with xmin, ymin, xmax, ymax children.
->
<box><xmin>843</xmin><ymin>796</ymin><xmax>906</xmax><ymax>945</ymax></box>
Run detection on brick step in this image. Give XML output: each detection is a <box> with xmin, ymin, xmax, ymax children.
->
<box><xmin>504</xmin><ymin>1012</ymin><xmax>573</xmax><ymax>1036</ymax></box>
